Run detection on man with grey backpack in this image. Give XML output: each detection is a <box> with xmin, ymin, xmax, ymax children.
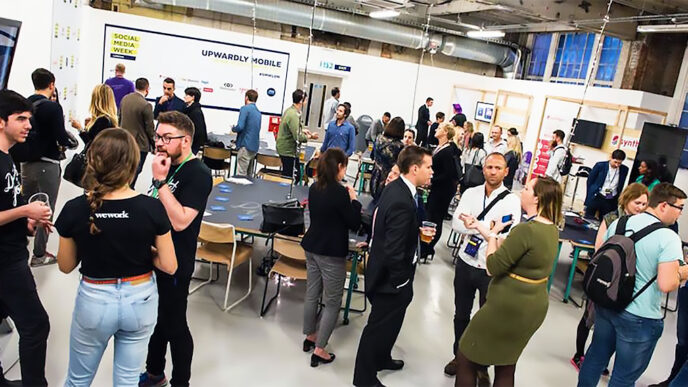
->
<box><xmin>578</xmin><ymin>183</ymin><xmax>688</xmax><ymax>387</ymax></box>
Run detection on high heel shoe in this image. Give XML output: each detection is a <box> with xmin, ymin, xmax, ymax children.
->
<box><xmin>303</xmin><ymin>338</ymin><xmax>315</xmax><ymax>352</ymax></box>
<box><xmin>310</xmin><ymin>352</ymin><xmax>336</xmax><ymax>367</ymax></box>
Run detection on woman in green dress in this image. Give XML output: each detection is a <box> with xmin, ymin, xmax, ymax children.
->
<box><xmin>455</xmin><ymin>176</ymin><xmax>563</xmax><ymax>387</ymax></box>
<box><xmin>635</xmin><ymin>159</ymin><xmax>661</xmax><ymax>191</ymax></box>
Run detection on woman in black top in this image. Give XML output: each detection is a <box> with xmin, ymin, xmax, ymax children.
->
<box><xmin>55</xmin><ymin>128</ymin><xmax>177</xmax><ymax>386</ymax></box>
<box><xmin>421</xmin><ymin>122</ymin><xmax>461</xmax><ymax>259</ymax></box>
<box><xmin>70</xmin><ymin>84</ymin><xmax>118</xmax><ymax>145</ymax></box>
<box><xmin>504</xmin><ymin>133</ymin><xmax>522</xmax><ymax>190</ymax></box>
<box><xmin>370</xmin><ymin>117</ymin><xmax>405</xmax><ymax>200</ymax></box>
<box><xmin>183</xmin><ymin>87</ymin><xmax>207</xmax><ymax>154</ymax></box>
<box><xmin>301</xmin><ymin>148</ymin><xmax>362</xmax><ymax>367</ymax></box>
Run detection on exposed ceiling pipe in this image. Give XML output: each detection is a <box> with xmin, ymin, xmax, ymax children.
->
<box><xmin>140</xmin><ymin>0</ymin><xmax>518</xmax><ymax>77</ymax></box>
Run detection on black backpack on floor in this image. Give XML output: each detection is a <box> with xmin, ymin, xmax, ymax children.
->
<box><xmin>582</xmin><ymin>216</ymin><xmax>665</xmax><ymax>311</ymax></box>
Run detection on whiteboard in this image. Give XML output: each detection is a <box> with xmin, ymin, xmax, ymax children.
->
<box><xmin>102</xmin><ymin>24</ymin><xmax>290</xmax><ymax>116</ymax></box>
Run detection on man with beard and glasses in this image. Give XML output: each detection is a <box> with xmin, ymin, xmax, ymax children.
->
<box><xmin>139</xmin><ymin>111</ymin><xmax>211</xmax><ymax>387</ymax></box>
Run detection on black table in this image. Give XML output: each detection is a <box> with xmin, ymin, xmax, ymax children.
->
<box><xmin>549</xmin><ymin>214</ymin><xmax>599</xmax><ymax>305</ymax></box>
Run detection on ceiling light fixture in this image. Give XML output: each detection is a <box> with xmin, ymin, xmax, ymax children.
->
<box><xmin>637</xmin><ymin>24</ymin><xmax>688</xmax><ymax>33</ymax></box>
<box><xmin>467</xmin><ymin>29</ymin><xmax>506</xmax><ymax>38</ymax></box>
<box><xmin>369</xmin><ymin>9</ymin><xmax>401</xmax><ymax>19</ymax></box>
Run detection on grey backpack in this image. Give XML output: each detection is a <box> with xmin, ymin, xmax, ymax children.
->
<box><xmin>583</xmin><ymin>215</ymin><xmax>665</xmax><ymax>311</ymax></box>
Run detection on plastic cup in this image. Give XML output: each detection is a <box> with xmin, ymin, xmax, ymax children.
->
<box><xmin>420</xmin><ymin>221</ymin><xmax>437</xmax><ymax>243</ymax></box>
<box><xmin>29</xmin><ymin>193</ymin><xmax>50</xmax><ymax>208</ymax></box>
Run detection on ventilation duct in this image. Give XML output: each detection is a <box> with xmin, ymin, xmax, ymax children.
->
<box><xmin>141</xmin><ymin>0</ymin><xmax>518</xmax><ymax>77</ymax></box>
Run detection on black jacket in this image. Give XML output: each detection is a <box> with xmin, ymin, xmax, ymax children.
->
<box><xmin>78</xmin><ymin>116</ymin><xmax>114</xmax><ymax>146</ymax></box>
<box><xmin>27</xmin><ymin>94</ymin><xmax>72</xmax><ymax>161</ymax></box>
<box><xmin>301</xmin><ymin>183</ymin><xmax>362</xmax><ymax>257</ymax></box>
<box><xmin>184</xmin><ymin>102</ymin><xmax>207</xmax><ymax>152</ymax></box>
<box><xmin>431</xmin><ymin>142</ymin><xmax>461</xmax><ymax>191</ymax></box>
<box><xmin>415</xmin><ymin>105</ymin><xmax>430</xmax><ymax>146</ymax></box>
<box><xmin>366</xmin><ymin>178</ymin><xmax>419</xmax><ymax>295</ymax></box>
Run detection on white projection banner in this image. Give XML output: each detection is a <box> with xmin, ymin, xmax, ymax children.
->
<box><xmin>102</xmin><ymin>24</ymin><xmax>290</xmax><ymax>115</ymax></box>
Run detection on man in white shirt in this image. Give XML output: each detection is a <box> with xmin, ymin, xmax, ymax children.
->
<box><xmin>545</xmin><ymin>129</ymin><xmax>567</xmax><ymax>183</ymax></box>
<box><xmin>321</xmin><ymin>87</ymin><xmax>340</xmax><ymax>129</ymax></box>
<box><xmin>443</xmin><ymin>153</ymin><xmax>522</xmax><ymax>381</ymax></box>
<box><xmin>484</xmin><ymin>126</ymin><xmax>507</xmax><ymax>154</ymax></box>
<box><xmin>584</xmin><ymin>149</ymin><xmax>629</xmax><ymax>220</ymax></box>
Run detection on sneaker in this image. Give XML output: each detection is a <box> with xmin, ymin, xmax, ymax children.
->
<box><xmin>30</xmin><ymin>252</ymin><xmax>57</xmax><ymax>267</ymax></box>
<box><xmin>443</xmin><ymin>358</ymin><xmax>457</xmax><ymax>376</ymax></box>
<box><xmin>602</xmin><ymin>368</ymin><xmax>611</xmax><ymax>376</ymax></box>
<box><xmin>139</xmin><ymin>372</ymin><xmax>168</xmax><ymax>387</ymax></box>
<box><xmin>476</xmin><ymin>369</ymin><xmax>491</xmax><ymax>387</ymax></box>
<box><xmin>570</xmin><ymin>355</ymin><xmax>584</xmax><ymax>372</ymax></box>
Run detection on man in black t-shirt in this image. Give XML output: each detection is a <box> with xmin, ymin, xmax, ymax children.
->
<box><xmin>22</xmin><ymin>69</ymin><xmax>74</xmax><ymax>267</ymax></box>
<box><xmin>0</xmin><ymin>90</ymin><xmax>52</xmax><ymax>386</ymax></box>
<box><xmin>141</xmin><ymin>111</ymin><xmax>211</xmax><ymax>387</ymax></box>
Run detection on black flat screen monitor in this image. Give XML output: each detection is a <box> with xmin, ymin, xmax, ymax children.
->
<box><xmin>0</xmin><ymin>17</ymin><xmax>21</xmax><ymax>90</ymax></box>
<box><xmin>571</xmin><ymin>119</ymin><xmax>606</xmax><ymax>148</ymax></box>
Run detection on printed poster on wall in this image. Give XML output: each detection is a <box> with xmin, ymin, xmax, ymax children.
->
<box><xmin>51</xmin><ymin>0</ymin><xmax>83</xmax><ymax>124</ymax></box>
<box><xmin>102</xmin><ymin>25</ymin><xmax>290</xmax><ymax>116</ymax></box>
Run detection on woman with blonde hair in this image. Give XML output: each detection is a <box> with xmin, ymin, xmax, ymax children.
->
<box><xmin>570</xmin><ymin>183</ymin><xmax>650</xmax><ymax>373</ymax></box>
<box><xmin>459</xmin><ymin>121</ymin><xmax>474</xmax><ymax>151</ymax></box>
<box><xmin>504</xmin><ymin>133</ymin><xmax>522</xmax><ymax>189</ymax></box>
<box><xmin>55</xmin><ymin>128</ymin><xmax>177</xmax><ymax>386</ymax></box>
<box><xmin>71</xmin><ymin>84</ymin><xmax>119</xmax><ymax>144</ymax></box>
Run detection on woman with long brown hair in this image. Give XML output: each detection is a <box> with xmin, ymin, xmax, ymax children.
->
<box><xmin>301</xmin><ymin>148</ymin><xmax>362</xmax><ymax>367</ymax></box>
<box><xmin>55</xmin><ymin>128</ymin><xmax>177</xmax><ymax>386</ymax></box>
<box><xmin>370</xmin><ymin>117</ymin><xmax>405</xmax><ymax>200</ymax></box>
<box><xmin>456</xmin><ymin>176</ymin><xmax>562</xmax><ymax>386</ymax></box>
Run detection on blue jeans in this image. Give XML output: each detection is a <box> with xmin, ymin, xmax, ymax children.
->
<box><xmin>667</xmin><ymin>285</ymin><xmax>688</xmax><ymax>382</ymax></box>
<box><xmin>671</xmin><ymin>360</ymin><xmax>688</xmax><ymax>387</ymax></box>
<box><xmin>578</xmin><ymin>306</ymin><xmax>663</xmax><ymax>387</ymax></box>
<box><xmin>65</xmin><ymin>277</ymin><xmax>159</xmax><ymax>387</ymax></box>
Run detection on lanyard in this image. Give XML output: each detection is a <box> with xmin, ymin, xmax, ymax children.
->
<box><xmin>151</xmin><ymin>153</ymin><xmax>193</xmax><ymax>198</ymax></box>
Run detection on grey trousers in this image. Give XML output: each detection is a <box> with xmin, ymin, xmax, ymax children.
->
<box><xmin>303</xmin><ymin>251</ymin><xmax>347</xmax><ymax>349</ymax></box>
<box><xmin>21</xmin><ymin>161</ymin><xmax>61</xmax><ymax>257</ymax></box>
<box><xmin>236</xmin><ymin>147</ymin><xmax>256</xmax><ymax>176</ymax></box>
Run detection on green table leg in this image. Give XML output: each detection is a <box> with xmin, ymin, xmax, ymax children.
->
<box><xmin>342</xmin><ymin>253</ymin><xmax>360</xmax><ymax>325</ymax></box>
<box><xmin>357</xmin><ymin>163</ymin><xmax>365</xmax><ymax>194</ymax></box>
<box><xmin>548</xmin><ymin>242</ymin><xmax>562</xmax><ymax>293</ymax></box>
<box><xmin>564</xmin><ymin>247</ymin><xmax>581</xmax><ymax>303</ymax></box>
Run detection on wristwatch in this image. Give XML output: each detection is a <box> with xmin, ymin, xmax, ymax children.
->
<box><xmin>152</xmin><ymin>179</ymin><xmax>166</xmax><ymax>189</ymax></box>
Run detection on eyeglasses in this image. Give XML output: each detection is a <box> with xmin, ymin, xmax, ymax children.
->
<box><xmin>667</xmin><ymin>202</ymin><xmax>685</xmax><ymax>212</ymax></box>
<box><xmin>154</xmin><ymin>134</ymin><xmax>185</xmax><ymax>144</ymax></box>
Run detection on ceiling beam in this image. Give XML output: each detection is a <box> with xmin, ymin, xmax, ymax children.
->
<box><xmin>428</xmin><ymin>1</ymin><xmax>501</xmax><ymax>15</ymax></box>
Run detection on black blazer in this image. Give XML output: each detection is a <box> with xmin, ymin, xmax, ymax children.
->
<box><xmin>79</xmin><ymin>116</ymin><xmax>114</xmax><ymax>145</ymax></box>
<box><xmin>415</xmin><ymin>105</ymin><xmax>430</xmax><ymax>145</ymax></box>
<box><xmin>366</xmin><ymin>178</ymin><xmax>420</xmax><ymax>295</ymax></box>
<box><xmin>184</xmin><ymin>102</ymin><xmax>208</xmax><ymax>152</ymax></box>
<box><xmin>301</xmin><ymin>183</ymin><xmax>362</xmax><ymax>258</ymax></box>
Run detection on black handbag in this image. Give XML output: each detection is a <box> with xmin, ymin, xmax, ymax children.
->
<box><xmin>63</xmin><ymin>151</ymin><xmax>87</xmax><ymax>188</ymax></box>
<box><xmin>462</xmin><ymin>150</ymin><xmax>485</xmax><ymax>189</ymax></box>
<box><xmin>260</xmin><ymin>199</ymin><xmax>305</xmax><ymax>237</ymax></box>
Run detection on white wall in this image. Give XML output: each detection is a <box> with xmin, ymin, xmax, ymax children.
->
<box><xmin>1</xmin><ymin>0</ymin><xmax>53</xmax><ymax>95</ymax></box>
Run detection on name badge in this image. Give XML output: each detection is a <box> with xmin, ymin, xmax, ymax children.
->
<box><xmin>464</xmin><ymin>235</ymin><xmax>483</xmax><ymax>257</ymax></box>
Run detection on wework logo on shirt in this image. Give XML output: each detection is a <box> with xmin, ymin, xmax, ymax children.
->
<box><xmin>94</xmin><ymin>211</ymin><xmax>130</xmax><ymax>219</ymax></box>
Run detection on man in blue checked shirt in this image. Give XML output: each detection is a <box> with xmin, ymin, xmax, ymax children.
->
<box><xmin>320</xmin><ymin>104</ymin><xmax>355</xmax><ymax>157</ymax></box>
<box><xmin>232</xmin><ymin>89</ymin><xmax>261</xmax><ymax>175</ymax></box>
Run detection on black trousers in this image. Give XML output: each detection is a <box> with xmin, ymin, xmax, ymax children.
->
<box><xmin>0</xmin><ymin>260</ymin><xmax>50</xmax><ymax>386</ymax></box>
<box><xmin>146</xmin><ymin>272</ymin><xmax>193</xmax><ymax>387</ymax></box>
<box><xmin>280</xmin><ymin>156</ymin><xmax>301</xmax><ymax>182</ymax></box>
<box><xmin>131</xmin><ymin>151</ymin><xmax>148</xmax><ymax>189</ymax></box>
<box><xmin>421</xmin><ymin>183</ymin><xmax>458</xmax><ymax>258</ymax></box>
<box><xmin>353</xmin><ymin>286</ymin><xmax>414</xmax><ymax>386</ymax></box>
<box><xmin>584</xmin><ymin>193</ymin><xmax>617</xmax><ymax>221</ymax></box>
<box><xmin>453</xmin><ymin>258</ymin><xmax>491</xmax><ymax>355</ymax></box>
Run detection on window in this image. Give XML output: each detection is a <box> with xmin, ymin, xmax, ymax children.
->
<box><xmin>595</xmin><ymin>36</ymin><xmax>622</xmax><ymax>84</ymax></box>
<box><xmin>526</xmin><ymin>33</ymin><xmax>552</xmax><ymax>80</ymax></box>
<box><xmin>551</xmin><ymin>32</ymin><xmax>595</xmax><ymax>84</ymax></box>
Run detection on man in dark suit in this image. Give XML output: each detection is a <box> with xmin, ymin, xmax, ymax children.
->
<box><xmin>584</xmin><ymin>149</ymin><xmax>629</xmax><ymax>220</ymax></box>
<box><xmin>353</xmin><ymin>146</ymin><xmax>434</xmax><ymax>387</ymax></box>
<box><xmin>153</xmin><ymin>77</ymin><xmax>186</xmax><ymax>119</ymax></box>
<box><xmin>415</xmin><ymin>97</ymin><xmax>433</xmax><ymax>147</ymax></box>
<box><xmin>120</xmin><ymin>77</ymin><xmax>155</xmax><ymax>188</ymax></box>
